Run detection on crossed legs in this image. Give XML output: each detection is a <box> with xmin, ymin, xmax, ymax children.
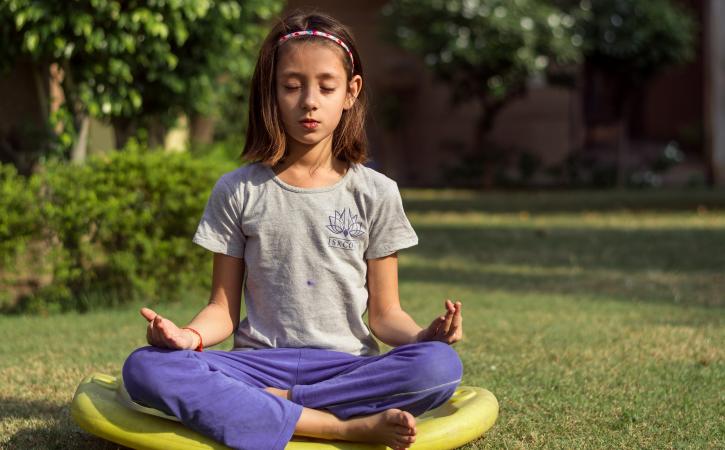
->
<box><xmin>122</xmin><ymin>341</ymin><xmax>462</xmax><ymax>450</ymax></box>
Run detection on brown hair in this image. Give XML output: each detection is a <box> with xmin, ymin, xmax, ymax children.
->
<box><xmin>241</xmin><ymin>9</ymin><xmax>369</xmax><ymax>166</ymax></box>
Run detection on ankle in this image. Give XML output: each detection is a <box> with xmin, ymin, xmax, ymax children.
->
<box><xmin>263</xmin><ymin>387</ymin><xmax>291</xmax><ymax>400</ymax></box>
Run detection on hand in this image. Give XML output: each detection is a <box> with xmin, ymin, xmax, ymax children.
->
<box><xmin>417</xmin><ymin>299</ymin><xmax>463</xmax><ymax>345</ymax></box>
<box><xmin>140</xmin><ymin>307</ymin><xmax>197</xmax><ymax>350</ymax></box>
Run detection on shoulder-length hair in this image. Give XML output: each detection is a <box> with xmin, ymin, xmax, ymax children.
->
<box><xmin>241</xmin><ymin>9</ymin><xmax>369</xmax><ymax>167</ymax></box>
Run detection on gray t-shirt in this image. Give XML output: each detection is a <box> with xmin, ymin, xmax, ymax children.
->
<box><xmin>192</xmin><ymin>161</ymin><xmax>418</xmax><ymax>356</ymax></box>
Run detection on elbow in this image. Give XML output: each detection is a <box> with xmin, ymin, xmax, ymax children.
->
<box><xmin>368</xmin><ymin>311</ymin><xmax>384</xmax><ymax>338</ymax></box>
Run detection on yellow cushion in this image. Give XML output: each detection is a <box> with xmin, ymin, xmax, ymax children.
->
<box><xmin>71</xmin><ymin>373</ymin><xmax>498</xmax><ymax>450</ymax></box>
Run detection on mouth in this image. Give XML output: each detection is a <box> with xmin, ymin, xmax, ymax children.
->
<box><xmin>300</xmin><ymin>119</ymin><xmax>319</xmax><ymax>130</ymax></box>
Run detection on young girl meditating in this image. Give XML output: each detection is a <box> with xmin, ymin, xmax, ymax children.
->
<box><xmin>122</xmin><ymin>9</ymin><xmax>463</xmax><ymax>450</ymax></box>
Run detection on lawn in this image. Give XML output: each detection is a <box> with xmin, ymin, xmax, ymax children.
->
<box><xmin>1</xmin><ymin>190</ymin><xmax>723</xmax><ymax>449</ymax></box>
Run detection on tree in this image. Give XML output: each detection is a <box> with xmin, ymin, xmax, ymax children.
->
<box><xmin>381</xmin><ymin>0</ymin><xmax>581</xmax><ymax>186</ymax></box>
<box><xmin>0</xmin><ymin>0</ymin><xmax>282</xmax><ymax>167</ymax></box>
<box><xmin>569</xmin><ymin>0</ymin><xmax>697</xmax><ymax>186</ymax></box>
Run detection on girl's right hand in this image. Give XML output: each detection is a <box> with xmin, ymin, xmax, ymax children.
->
<box><xmin>140</xmin><ymin>307</ymin><xmax>197</xmax><ymax>350</ymax></box>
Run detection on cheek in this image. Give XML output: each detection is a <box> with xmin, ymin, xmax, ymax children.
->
<box><xmin>328</xmin><ymin>91</ymin><xmax>349</xmax><ymax>112</ymax></box>
<box><xmin>276</xmin><ymin>95</ymin><xmax>296</xmax><ymax>117</ymax></box>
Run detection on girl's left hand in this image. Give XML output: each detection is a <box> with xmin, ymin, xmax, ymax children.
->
<box><xmin>417</xmin><ymin>299</ymin><xmax>463</xmax><ymax>345</ymax></box>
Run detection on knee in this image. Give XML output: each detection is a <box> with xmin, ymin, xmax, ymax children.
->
<box><xmin>121</xmin><ymin>346</ymin><xmax>175</xmax><ymax>400</ymax></box>
<box><xmin>402</xmin><ymin>341</ymin><xmax>463</xmax><ymax>390</ymax></box>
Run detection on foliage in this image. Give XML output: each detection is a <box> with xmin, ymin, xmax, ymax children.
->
<box><xmin>0</xmin><ymin>164</ymin><xmax>42</xmax><ymax>268</ymax></box>
<box><xmin>571</xmin><ymin>0</ymin><xmax>697</xmax><ymax>80</ymax></box>
<box><xmin>0</xmin><ymin>0</ymin><xmax>283</xmax><ymax>154</ymax></box>
<box><xmin>0</xmin><ymin>118</ymin><xmax>67</xmax><ymax>173</ymax></box>
<box><xmin>4</xmin><ymin>146</ymin><xmax>238</xmax><ymax>313</ymax></box>
<box><xmin>381</xmin><ymin>0</ymin><xmax>581</xmax><ymax>128</ymax></box>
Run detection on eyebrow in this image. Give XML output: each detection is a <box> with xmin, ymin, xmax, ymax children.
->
<box><xmin>280</xmin><ymin>71</ymin><xmax>340</xmax><ymax>81</ymax></box>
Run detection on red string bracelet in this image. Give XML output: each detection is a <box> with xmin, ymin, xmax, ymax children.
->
<box><xmin>182</xmin><ymin>327</ymin><xmax>203</xmax><ymax>352</ymax></box>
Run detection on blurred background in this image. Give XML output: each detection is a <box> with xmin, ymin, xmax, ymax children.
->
<box><xmin>1</xmin><ymin>0</ymin><xmax>723</xmax><ymax>311</ymax></box>
<box><xmin>1</xmin><ymin>0</ymin><xmax>722</xmax><ymax>188</ymax></box>
<box><xmin>1</xmin><ymin>2</ymin><xmax>723</xmax><ymax>449</ymax></box>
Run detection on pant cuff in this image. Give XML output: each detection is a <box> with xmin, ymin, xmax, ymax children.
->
<box><xmin>271</xmin><ymin>401</ymin><xmax>303</xmax><ymax>450</ymax></box>
<box><xmin>290</xmin><ymin>385</ymin><xmax>306</xmax><ymax>406</ymax></box>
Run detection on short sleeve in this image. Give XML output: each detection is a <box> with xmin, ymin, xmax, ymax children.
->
<box><xmin>364</xmin><ymin>184</ymin><xmax>418</xmax><ymax>259</ymax></box>
<box><xmin>192</xmin><ymin>176</ymin><xmax>245</xmax><ymax>258</ymax></box>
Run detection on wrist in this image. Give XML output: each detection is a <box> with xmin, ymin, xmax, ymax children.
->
<box><xmin>182</xmin><ymin>327</ymin><xmax>203</xmax><ymax>351</ymax></box>
<box><xmin>413</xmin><ymin>328</ymin><xmax>426</xmax><ymax>343</ymax></box>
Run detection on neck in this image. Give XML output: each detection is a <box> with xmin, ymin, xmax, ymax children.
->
<box><xmin>279</xmin><ymin>134</ymin><xmax>345</xmax><ymax>173</ymax></box>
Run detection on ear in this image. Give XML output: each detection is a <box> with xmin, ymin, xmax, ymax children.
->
<box><xmin>345</xmin><ymin>74</ymin><xmax>363</xmax><ymax>110</ymax></box>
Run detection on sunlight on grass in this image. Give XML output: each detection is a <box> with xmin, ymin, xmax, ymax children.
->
<box><xmin>1</xmin><ymin>190</ymin><xmax>723</xmax><ymax>449</ymax></box>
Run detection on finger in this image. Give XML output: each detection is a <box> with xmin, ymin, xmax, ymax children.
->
<box><xmin>158</xmin><ymin>317</ymin><xmax>183</xmax><ymax>348</ymax></box>
<box><xmin>452</xmin><ymin>303</ymin><xmax>462</xmax><ymax>327</ymax></box>
<box><xmin>155</xmin><ymin>316</ymin><xmax>174</xmax><ymax>342</ymax></box>
<box><xmin>445</xmin><ymin>322</ymin><xmax>459</xmax><ymax>341</ymax></box>
<box><xmin>152</xmin><ymin>315</ymin><xmax>168</xmax><ymax>346</ymax></box>
<box><xmin>433</xmin><ymin>316</ymin><xmax>446</xmax><ymax>336</ymax></box>
<box><xmin>140</xmin><ymin>307</ymin><xmax>156</xmax><ymax>322</ymax></box>
<box><xmin>442</xmin><ymin>307</ymin><xmax>454</xmax><ymax>334</ymax></box>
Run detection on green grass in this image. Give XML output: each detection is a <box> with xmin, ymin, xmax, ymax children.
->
<box><xmin>1</xmin><ymin>190</ymin><xmax>723</xmax><ymax>449</ymax></box>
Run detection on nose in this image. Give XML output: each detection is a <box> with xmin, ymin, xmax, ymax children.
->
<box><xmin>300</xmin><ymin>86</ymin><xmax>319</xmax><ymax>111</ymax></box>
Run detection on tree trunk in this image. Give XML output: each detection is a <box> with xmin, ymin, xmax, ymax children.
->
<box><xmin>70</xmin><ymin>115</ymin><xmax>90</xmax><ymax>164</ymax></box>
<box><xmin>59</xmin><ymin>61</ymin><xmax>90</xmax><ymax>163</ymax></box>
<box><xmin>112</xmin><ymin>117</ymin><xmax>137</xmax><ymax>149</ymax></box>
<box><xmin>147</xmin><ymin>116</ymin><xmax>167</xmax><ymax>149</ymax></box>
<box><xmin>189</xmin><ymin>112</ymin><xmax>215</xmax><ymax>146</ymax></box>
<box><xmin>32</xmin><ymin>64</ymin><xmax>49</xmax><ymax>121</ymax></box>
<box><xmin>475</xmin><ymin>93</ymin><xmax>516</xmax><ymax>188</ymax></box>
<box><xmin>615</xmin><ymin>88</ymin><xmax>635</xmax><ymax>188</ymax></box>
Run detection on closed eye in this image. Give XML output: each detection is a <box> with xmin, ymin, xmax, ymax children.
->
<box><xmin>283</xmin><ymin>86</ymin><xmax>336</xmax><ymax>93</ymax></box>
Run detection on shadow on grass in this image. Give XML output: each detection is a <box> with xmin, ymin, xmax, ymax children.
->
<box><xmin>402</xmin><ymin>225</ymin><xmax>724</xmax><ymax>308</ymax></box>
<box><xmin>1</xmin><ymin>397</ymin><xmax>130</xmax><ymax>449</ymax></box>
<box><xmin>6</xmin><ymin>425</ymin><xmax>129</xmax><ymax>450</ymax></box>
<box><xmin>412</xmin><ymin>225</ymin><xmax>725</xmax><ymax>273</ymax></box>
<box><xmin>401</xmin><ymin>190</ymin><xmax>725</xmax><ymax>214</ymax></box>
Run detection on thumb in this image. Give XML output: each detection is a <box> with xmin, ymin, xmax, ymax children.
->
<box><xmin>140</xmin><ymin>307</ymin><xmax>157</xmax><ymax>322</ymax></box>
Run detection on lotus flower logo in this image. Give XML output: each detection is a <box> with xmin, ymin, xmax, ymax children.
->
<box><xmin>327</xmin><ymin>208</ymin><xmax>365</xmax><ymax>238</ymax></box>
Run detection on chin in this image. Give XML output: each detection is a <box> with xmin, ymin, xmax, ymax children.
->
<box><xmin>292</xmin><ymin>133</ymin><xmax>331</xmax><ymax>146</ymax></box>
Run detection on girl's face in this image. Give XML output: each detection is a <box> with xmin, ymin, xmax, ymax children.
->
<box><xmin>275</xmin><ymin>41</ymin><xmax>362</xmax><ymax>150</ymax></box>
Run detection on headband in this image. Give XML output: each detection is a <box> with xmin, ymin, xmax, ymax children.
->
<box><xmin>278</xmin><ymin>29</ymin><xmax>355</xmax><ymax>72</ymax></box>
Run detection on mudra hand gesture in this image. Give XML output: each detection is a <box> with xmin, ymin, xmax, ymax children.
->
<box><xmin>140</xmin><ymin>307</ymin><xmax>197</xmax><ymax>350</ymax></box>
<box><xmin>417</xmin><ymin>299</ymin><xmax>463</xmax><ymax>345</ymax></box>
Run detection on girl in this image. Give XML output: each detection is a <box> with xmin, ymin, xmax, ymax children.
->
<box><xmin>122</xmin><ymin>9</ymin><xmax>463</xmax><ymax>450</ymax></box>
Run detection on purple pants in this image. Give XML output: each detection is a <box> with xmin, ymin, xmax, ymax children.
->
<box><xmin>122</xmin><ymin>341</ymin><xmax>462</xmax><ymax>450</ymax></box>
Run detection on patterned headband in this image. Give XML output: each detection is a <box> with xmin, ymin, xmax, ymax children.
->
<box><xmin>278</xmin><ymin>29</ymin><xmax>355</xmax><ymax>72</ymax></box>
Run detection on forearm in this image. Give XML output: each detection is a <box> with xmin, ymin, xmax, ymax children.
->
<box><xmin>184</xmin><ymin>302</ymin><xmax>237</xmax><ymax>349</ymax></box>
<box><xmin>369</xmin><ymin>307</ymin><xmax>423</xmax><ymax>347</ymax></box>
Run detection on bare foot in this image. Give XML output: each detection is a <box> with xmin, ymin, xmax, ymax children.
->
<box><xmin>284</xmin><ymin>394</ymin><xmax>417</xmax><ymax>449</ymax></box>
<box><xmin>263</xmin><ymin>387</ymin><xmax>290</xmax><ymax>400</ymax></box>
<box><xmin>341</xmin><ymin>408</ymin><xmax>417</xmax><ymax>450</ymax></box>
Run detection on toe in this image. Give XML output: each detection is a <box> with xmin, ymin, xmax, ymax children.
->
<box><xmin>392</xmin><ymin>410</ymin><xmax>409</xmax><ymax>426</ymax></box>
<box><xmin>402</xmin><ymin>412</ymin><xmax>416</xmax><ymax>431</ymax></box>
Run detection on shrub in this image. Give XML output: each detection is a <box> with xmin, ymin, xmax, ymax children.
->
<box><xmin>0</xmin><ymin>164</ymin><xmax>41</xmax><ymax>264</ymax></box>
<box><xmin>9</xmin><ymin>145</ymin><xmax>238</xmax><ymax>313</ymax></box>
<box><xmin>0</xmin><ymin>164</ymin><xmax>44</xmax><ymax>308</ymax></box>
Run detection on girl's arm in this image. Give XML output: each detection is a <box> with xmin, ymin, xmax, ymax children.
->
<box><xmin>366</xmin><ymin>253</ymin><xmax>422</xmax><ymax>346</ymax></box>
<box><xmin>184</xmin><ymin>252</ymin><xmax>244</xmax><ymax>346</ymax></box>
<box><xmin>367</xmin><ymin>253</ymin><xmax>463</xmax><ymax>347</ymax></box>
<box><xmin>142</xmin><ymin>252</ymin><xmax>244</xmax><ymax>350</ymax></box>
